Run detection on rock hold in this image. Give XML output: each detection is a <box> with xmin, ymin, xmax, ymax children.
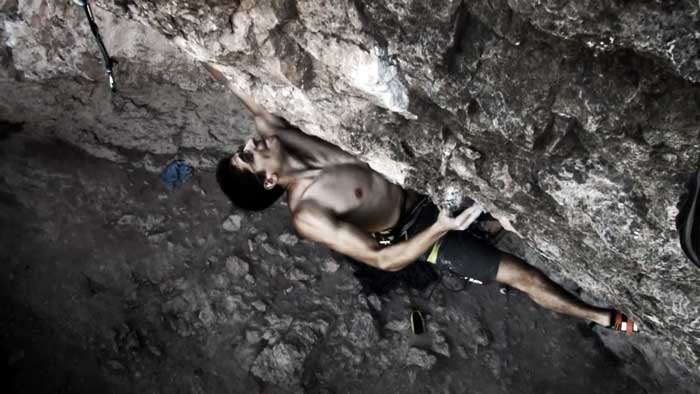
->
<box><xmin>321</xmin><ymin>258</ymin><xmax>340</xmax><ymax>273</ymax></box>
<box><xmin>250</xmin><ymin>342</ymin><xmax>306</xmax><ymax>387</ymax></box>
<box><xmin>431</xmin><ymin>331</ymin><xmax>451</xmax><ymax>358</ymax></box>
<box><xmin>278</xmin><ymin>233</ymin><xmax>299</xmax><ymax>246</ymax></box>
<box><xmin>251</xmin><ymin>300</ymin><xmax>267</xmax><ymax>312</ymax></box>
<box><xmin>222</xmin><ymin>214</ymin><xmax>242</xmax><ymax>232</ymax></box>
<box><xmin>385</xmin><ymin>319</ymin><xmax>409</xmax><ymax>333</ymax></box>
<box><xmin>406</xmin><ymin>348</ymin><xmax>437</xmax><ymax>370</ymax></box>
<box><xmin>245</xmin><ymin>330</ymin><xmax>261</xmax><ymax>344</ymax></box>
<box><xmin>366</xmin><ymin>294</ymin><xmax>382</xmax><ymax>312</ymax></box>
<box><xmin>254</xmin><ymin>233</ymin><xmax>268</xmax><ymax>243</ymax></box>
<box><xmin>225</xmin><ymin>256</ymin><xmax>249</xmax><ymax>278</ymax></box>
<box><xmin>198</xmin><ymin>304</ymin><xmax>215</xmax><ymax>326</ymax></box>
<box><xmin>473</xmin><ymin>328</ymin><xmax>491</xmax><ymax>348</ymax></box>
<box><xmin>288</xmin><ymin>267</ymin><xmax>313</xmax><ymax>282</ymax></box>
<box><xmin>250</xmin><ymin>319</ymin><xmax>329</xmax><ymax>387</ymax></box>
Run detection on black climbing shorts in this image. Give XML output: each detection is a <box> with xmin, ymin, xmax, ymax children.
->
<box><xmin>405</xmin><ymin>199</ymin><xmax>503</xmax><ymax>285</ymax></box>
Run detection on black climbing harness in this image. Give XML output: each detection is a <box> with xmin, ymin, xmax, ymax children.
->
<box><xmin>73</xmin><ymin>0</ymin><xmax>116</xmax><ymax>91</ymax></box>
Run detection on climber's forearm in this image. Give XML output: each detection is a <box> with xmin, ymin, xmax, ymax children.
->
<box><xmin>378</xmin><ymin>204</ymin><xmax>485</xmax><ymax>271</ymax></box>
<box><xmin>229</xmin><ymin>88</ymin><xmax>288</xmax><ymax>133</ymax></box>
<box><xmin>376</xmin><ymin>223</ymin><xmax>449</xmax><ymax>272</ymax></box>
<box><xmin>202</xmin><ymin>62</ymin><xmax>259</xmax><ymax>114</ymax></box>
<box><xmin>233</xmin><ymin>89</ymin><xmax>264</xmax><ymax>118</ymax></box>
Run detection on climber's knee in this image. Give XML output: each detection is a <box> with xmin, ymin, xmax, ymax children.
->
<box><xmin>495</xmin><ymin>254</ymin><xmax>546</xmax><ymax>293</ymax></box>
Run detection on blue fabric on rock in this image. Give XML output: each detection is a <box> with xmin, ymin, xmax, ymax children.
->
<box><xmin>160</xmin><ymin>160</ymin><xmax>193</xmax><ymax>190</ymax></box>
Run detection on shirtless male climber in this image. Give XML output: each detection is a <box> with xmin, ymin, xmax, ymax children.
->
<box><xmin>214</xmin><ymin>73</ymin><xmax>638</xmax><ymax>335</ymax></box>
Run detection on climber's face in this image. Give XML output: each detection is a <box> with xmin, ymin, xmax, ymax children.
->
<box><xmin>231</xmin><ymin>136</ymin><xmax>283</xmax><ymax>186</ymax></box>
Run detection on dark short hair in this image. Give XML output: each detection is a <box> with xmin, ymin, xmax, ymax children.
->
<box><xmin>216</xmin><ymin>155</ymin><xmax>285</xmax><ymax>211</ymax></box>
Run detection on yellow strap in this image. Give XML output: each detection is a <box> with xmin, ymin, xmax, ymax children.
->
<box><xmin>427</xmin><ymin>239</ymin><xmax>442</xmax><ymax>264</ymax></box>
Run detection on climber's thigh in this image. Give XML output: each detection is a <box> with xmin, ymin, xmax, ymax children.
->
<box><xmin>494</xmin><ymin>254</ymin><xmax>543</xmax><ymax>289</ymax></box>
<box><xmin>430</xmin><ymin>230</ymin><xmax>502</xmax><ymax>285</ymax></box>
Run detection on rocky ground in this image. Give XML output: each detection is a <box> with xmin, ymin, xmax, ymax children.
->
<box><xmin>2</xmin><ymin>136</ymin><xmax>651</xmax><ymax>394</ymax></box>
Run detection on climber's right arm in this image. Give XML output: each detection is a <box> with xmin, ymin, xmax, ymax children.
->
<box><xmin>201</xmin><ymin>62</ymin><xmax>360</xmax><ymax>165</ymax></box>
<box><xmin>239</xmin><ymin>93</ymin><xmax>362</xmax><ymax>166</ymax></box>
<box><xmin>235</xmin><ymin>93</ymin><xmax>290</xmax><ymax>133</ymax></box>
<box><xmin>201</xmin><ymin>62</ymin><xmax>289</xmax><ymax>131</ymax></box>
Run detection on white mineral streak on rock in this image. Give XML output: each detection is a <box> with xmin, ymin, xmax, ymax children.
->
<box><xmin>301</xmin><ymin>32</ymin><xmax>415</xmax><ymax>119</ymax></box>
<box><xmin>666</xmin><ymin>205</ymin><xmax>680</xmax><ymax>230</ymax></box>
<box><xmin>348</xmin><ymin>47</ymin><xmax>414</xmax><ymax>118</ymax></box>
<box><xmin>247</xmin><ymin>0</ymin><xmax>280</xmax><ymax>45</ymax></box>
<box><xmin>364</xmin><ymin>151</ymin><xmax>411</xmax><ymax>185</ymax></box>
<box><xmin>440</xmin><ymin>183</ymin><xmax>465</xmax><ymax>210</ymax></box>
<box><xmin>545</xmin><ymin>172</ymin><xmax>630</xmax><ymax>256</ymax></box>
<box><xmin>542</xmin><ymin>165</ymin><xmax>688</xmax><ymax>282</ymax></box>
<box><xmin>438</xmin><ymin>138</ymin><xmax>458</xmax><ymax>176</ymax></box>
<box><xmin>212</xmin><ymin>2</ymin><xmax>253</xmax><ymax>52</ymax></box>
<box><xmin>172</xmin><ymin>36</ymin><xmax>209</xmax><ymax>62</ymax></box>
<box><xmin>490</xmin><ymin>162</ymin><xmax>521</xmax><ymax>199</ymax></box>
<box><xmin>447</xmin><ymin>149</ymin><xmax>493</xmax><ymax>196</ymax></box>
<box><xmin>533</xmin><ymin>235</ymin><xmax>562</xmax><ymax>260</ymax></box>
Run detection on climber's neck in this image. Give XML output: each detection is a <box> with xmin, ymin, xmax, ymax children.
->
<box><xmin>274</xmin><ymin>152</ymin><xmax>322</xmax><ymax>189</ymax></box>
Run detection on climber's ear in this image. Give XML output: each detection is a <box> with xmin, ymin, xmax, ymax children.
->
<box><xmin>263</xmin><ymin>173</ymin><xmax>278</xmax><ymax>190</ymax></box>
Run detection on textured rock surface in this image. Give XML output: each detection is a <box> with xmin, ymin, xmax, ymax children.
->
<box><xmin>2</xmin><ymin>0</ymin><xmax>700</xmax><ymax>391</ymax></box>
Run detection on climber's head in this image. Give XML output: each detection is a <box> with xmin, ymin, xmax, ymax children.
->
<box><xmin>216</xmin><ymin>136</ymin><xmax>285</xmax><ymax>211</ymax></box>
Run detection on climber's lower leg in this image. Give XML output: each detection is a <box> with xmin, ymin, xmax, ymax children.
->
<box><xmin>495</xmin><ymin>254</ymin><xmax>611</xmax><ymax>326</ymax></box>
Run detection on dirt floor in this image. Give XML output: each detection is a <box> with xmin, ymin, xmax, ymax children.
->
<box><xmin>1</xmin><ymin>137</ymin><xmax>651</xmax><ymax>393</ymax></box>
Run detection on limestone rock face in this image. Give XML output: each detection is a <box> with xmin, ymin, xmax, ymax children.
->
<box><xmin>2</xmin><ymin>0</ymin><xmax>700</xmax><ymax>389</ymax></box>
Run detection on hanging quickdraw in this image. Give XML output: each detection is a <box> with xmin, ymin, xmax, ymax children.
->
<box><xmin>73</xmin><ymin>0</ymin><xmax>116</xmax><ymax>91</ymax></box>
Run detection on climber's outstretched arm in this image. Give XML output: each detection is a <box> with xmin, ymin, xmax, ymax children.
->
<box><xmin>201</xmin><ymin>62</ymin><xmax>288</xmax><ymax>131</ymax></box>
<box><xmin>229</xmin><ymin>83</ymin><xmax>362</xmax><ymax>166</ymax></box>
<box><xmin>235</xmin><ymin>92</ymin><xmax>290</xmax><ymax>133</ymax></box>
<box><xmin>202</xmin><ymin>62</ymin><xmax>361</xmax><ymax>165</ymax></box>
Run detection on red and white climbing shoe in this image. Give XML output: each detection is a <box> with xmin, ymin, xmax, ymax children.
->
<box><xmin>610</xmin><ymin>311</ymin><xmax>639</xmax><ymax>336</ymax></box>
